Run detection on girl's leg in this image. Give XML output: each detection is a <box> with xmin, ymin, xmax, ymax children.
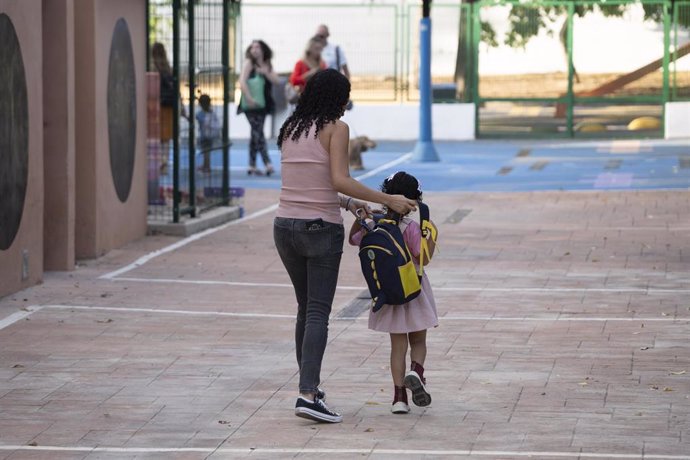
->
<box><xmin>404</xmin><ymin>329</ymin><xmax>431</xmax><ymax>407</ymax></box>
<box><xmin>390</xmin><ymin>333</ymin><xmax>408</xmax><ymax>387</ymax></box>
<box><xmin>390</xmin><ymin>333</ymin><xmax>410</xmax><ymax>413</ymax></box>
<box><xmin>408</xmin><ymin>329</ymin><xmax>427</xmax><ymax>368</ymax></box>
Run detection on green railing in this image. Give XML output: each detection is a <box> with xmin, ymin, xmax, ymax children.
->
<box><xmin>472</xmin><ymin>0</ymin><xmax>686</xmax><ymax>138</ymax></box>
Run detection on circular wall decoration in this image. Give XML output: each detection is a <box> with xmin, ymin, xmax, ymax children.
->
<box><xmin>0</xmin><ymin>13</ymin><xmax>29</xmax><ymax>251</ymax></box>
<box><xmin>107</xmin><ymin>18</ymin><xmax>137</xmax><ymax>203</ymax></box>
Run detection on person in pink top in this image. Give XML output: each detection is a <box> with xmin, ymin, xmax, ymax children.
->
<box><xmin>349</xmin><ymin>171</ymin><xmax>439</xmax><ymax>415</ymax></box>
<box><xmin>275</xmin><ymin>69</ymin><xmax>417</xmax><ymax>424</ymax></box>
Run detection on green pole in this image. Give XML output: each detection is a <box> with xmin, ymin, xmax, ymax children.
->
<box><xmin>662</xmin><ymin>0</ymin><xmax>671</xmax><ymax>129</ymax></box>
<box><xmin>221</xmin><ymin>0</ymin><xmax>230</xmax><ymax>206</ymax></box>
<box><xmin>188</xmin><ymin>0</ymin><xmax>196</xmax><ymax>217</ymax></box>
<box><xmin>566</xmin><ymin>2</ymin><xmax>574</xmax><ymax>137</ymax></box>
<box><xmin>172</xmin><ymin>0</ymin><xmax>181</xmax><ymax>223</ymax></box>
<box><xmin>472</xmin><ymin>1</ymin><xmax>480</xmax><ymax>138</ymax></box>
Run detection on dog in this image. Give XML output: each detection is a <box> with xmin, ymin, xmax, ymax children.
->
<box><xmin>348</xmin><ymin>136</ymin><xmax>377</xmax><ymax>170</ymax></box>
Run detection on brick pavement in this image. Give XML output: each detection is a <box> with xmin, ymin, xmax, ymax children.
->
<box><xmin>0</xmin><ymin>189</ymin><xmax>689</xmax><ymax>459</ymax></box>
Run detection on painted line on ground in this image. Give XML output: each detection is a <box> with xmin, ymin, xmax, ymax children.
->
<box><xmin>32</xmin><ymin>305</ymin><xmax>685</xmax><ymax>322</ymax></box>
<box><xmin>100</xmin><ymin>153</ymin><xmax>412</xmax><ymax>281</ymax></box>
<box><xmin>106</xmin><ymin>277</ymin><xmax>690</xmax><ymax>294</ymax></box>
<box><xmin>111</xmin><ymin>277</ymin><xmax>364</xmax><ymax>291</ymax></box>
<box><xmin>40</xmin><ymin>305</ymin><xmax>294</xmax><ymax>319</ymax></box>
<box><xmin>0</xmin><ymin>445</ymin><xmax>687</xmax><ymax>459</ymax></box>
<box><xmin>99</xmin><ymin>204</ymin><xmax>278</xmax><ymax>280</ymax></box>
<box><xmin>0</xmin><ymin>306</ymin><xmax>43</xmax><ymax>331</ymax></box>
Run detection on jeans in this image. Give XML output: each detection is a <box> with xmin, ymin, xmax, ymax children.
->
<box><xmin>273</xmin><ymin>217</ymin><xmax>344</xmax><ymax>393</ymax></box>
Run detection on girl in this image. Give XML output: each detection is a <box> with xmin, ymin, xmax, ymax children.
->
<box><xmin>275</xmin><ymin>70</ymin><xmax>417</xmax><ymax>423</ymax></box>
<box><xmin>238</xmin><ymin>40</ymin><xmax>279</xmax><ymax>176</ymax></box>
<box><xmin>349</xmin><ymin>171</ymin><xmax>438</xmax><ymax>414</ymax></box>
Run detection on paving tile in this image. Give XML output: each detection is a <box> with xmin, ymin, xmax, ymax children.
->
<box><xmin>1</xmin><ymin>189</ymin><xmax>689</xmax><ymax>457</ymax></box>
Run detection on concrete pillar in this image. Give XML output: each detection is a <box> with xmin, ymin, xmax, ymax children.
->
<box><xmin>43</xmin><ymin>0</ymin><xmax>75</xmax><ymax>271</ymax></box>
<box><xmin>74</xmin><ymin>0</ymin><xmax>147</xmax><ymax>259</ymax></box>
<box><xmin>0</xmin><ymin>0</ymin><xmax>44</xmax><ymax>297</ymax></box>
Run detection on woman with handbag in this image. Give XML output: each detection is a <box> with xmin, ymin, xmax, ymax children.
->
<box><xmin>238</xmin><ymin>40</ymin><xmax>279</xmax><ymax>176</ymax></box>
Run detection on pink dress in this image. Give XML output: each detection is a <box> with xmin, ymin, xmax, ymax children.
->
<box><xmin>350</xmin><ymin>217</ymin><xmax>439</xmax><ymax>334</ymax></box>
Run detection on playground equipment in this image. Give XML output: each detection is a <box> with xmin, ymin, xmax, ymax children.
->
<box><xmin>555</xmin><ymin>41</ymin><xmax>690</xmax><ymax>118</ymax></box>
<box><xmin>628</xmin><ymin>116</ymin><xmax>662</xmax><ymax>130</ymax></box>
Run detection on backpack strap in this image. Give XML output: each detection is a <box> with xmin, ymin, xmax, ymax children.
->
<box><xmin>417</xmin><ymin>201</ymin><xmax>437</xmax><ymax>277</ymax></box>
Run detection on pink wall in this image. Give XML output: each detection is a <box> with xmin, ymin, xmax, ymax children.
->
<box><xmin>75</xmin><ymin>0</ymin><xmax>147</xmax><ymax>259</ymax></box>
<box><xmin>0</xmin><ymin>0</ymin><xmax>45</xmax><ymax>297</ymax></box>
<box><xmin>43</xmin><ymin>0</ymin><xmax>76</xmax><ymax>271</ymax></box>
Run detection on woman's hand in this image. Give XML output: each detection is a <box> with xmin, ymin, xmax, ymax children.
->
<box><xmin>245</xmin><ymin>96</ymin><xmax>257</xmax><ymax>108</ymax></box>
<box><xmin>385</xmin><ymin>194</ymin><xmax>417</xmax><ymax>215</ymax></box>
<box><xmin>347</xmin><ymin>198</ymin><xmax>371</xmax><ymax>218</ymax></box>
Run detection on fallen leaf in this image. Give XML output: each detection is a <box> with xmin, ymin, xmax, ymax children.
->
<box><xmin>640</xmin><ymin>346</ymin><xmax>650</xmax><ymax>350</ymax></box>
<box><xmin>12</xmin><ymin>364</ymin><xmax>23</xmax><ymax>368</ymax></box>
<box><xmin>578</xmin><ymin>382</ymin><xmax>588</xmax><ymax>386</ymax></box>
<box><xmin>218</xmin><ymin>420</ymin><xmax>230</xmax><ymax>425</ymax></box>
<box><xmin>96</xmin><ymin>319</ymin><xmax>114</xmax><ymax>324</ymax></box>
<box><xmin>661</xmin><ymin>312</ymin><xmax>669</xmax><ymax>317</ymax></box>
<box><xmin>364</xmin><ymin>428</ymin><xmax>374</xmax><ymax>432</ymax></box>
<box><xmin>664</xmin><ymin>387</ymin><xmax>673</xmax><ymax>392</ymax></box>
<box><xmin>650</xmin><ymin>385</ymin><xmax>659</xmax><ymax>390</ymax></box>
<box><xmin>669</xmin><ymin>370</ymin><xmax>686</xmax><ymax>376</ymax></box>
<box><xmin>27</xmin><ymin>442</ymin><xmax>37</xmax><ymax>446</ymax></box>
<box><xmin>365</xmin><ymin>401</ymin><xmax>380</xmax><ymax>405</ymax></box>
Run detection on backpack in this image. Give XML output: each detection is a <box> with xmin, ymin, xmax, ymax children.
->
<box><xmin>357</xmin><ymin>201</ymin><xmax>436</xmax><ymax>313</ymax></box>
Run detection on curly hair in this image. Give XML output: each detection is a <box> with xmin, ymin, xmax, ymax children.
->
<box><xmin>245</xmin><ymin>40</ymin><xmax>273</xmax><ymax>67</ymax></box>
<box><xmin>382</xmin><ymin>171</ymin><xmax>423</xmax><ymax>201</ymax></box>
<box><xmin>277</xmin><ymin>69</ymin><xmax>351</xmax><ymax>148</ymax></box>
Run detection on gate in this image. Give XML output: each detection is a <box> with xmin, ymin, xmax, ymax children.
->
<box><xmin>147</xmin><ymin>0</ymin><xmax>237</xmax><ymax>223</ymax></box>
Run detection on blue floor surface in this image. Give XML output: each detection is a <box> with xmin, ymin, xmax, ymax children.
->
<box><xmin>167</xmin><ymin>138</ymin><xmax>690</xmax><ymax>193</ymax></box>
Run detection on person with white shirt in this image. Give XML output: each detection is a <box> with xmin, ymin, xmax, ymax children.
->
<box><xmin>315</xmin><ymin>24</ymin><xmax>350</xmax><ymax>79</ymax></box>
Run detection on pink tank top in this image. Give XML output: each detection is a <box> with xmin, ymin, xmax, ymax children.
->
<box><xmin>277</xmin><ymin>125</ymin><xmax>342</xmax><ymax>224</ymax></box>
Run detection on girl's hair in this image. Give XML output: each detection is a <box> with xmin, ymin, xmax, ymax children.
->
<box><xmin>151</xmin><ymin>42</ymin><xmax>171</xmax><ymax>76</ymax></box>
<box><xmin>245</xmin><ymin>40</ymin><xmax>273</xmax><ymax>67</ymax></box>
<box><xmin>381</xmin><ymin>171</ymin><xmax>423</xmax><ymax>201</ymax></box>
<box><xmin>277</xmin><ymin>69</ymin><xmax>350</xmax><ymax>148</ymax></box>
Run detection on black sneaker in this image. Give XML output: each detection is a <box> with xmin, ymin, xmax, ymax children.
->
<box><xmin>295</xmin><ymin>396</ymin><xmax>343</xmax><ymax>423</ymax></box>
<box><xmin>404</xmin><ymin>370</ymin><xmax>432</xmax><ymax>407</ymax></box>
<box><xmin>315</xmin><ymin>388</ymin><xmax>326</xmax><ymax>401</ymax></box>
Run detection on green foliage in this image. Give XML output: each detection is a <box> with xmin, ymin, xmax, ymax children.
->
<box><xmin>486</xmin><ymin>1</ymin><xmax>679</xmax><ymax>49</ymax></box>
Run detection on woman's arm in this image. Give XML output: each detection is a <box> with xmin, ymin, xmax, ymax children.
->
<box><xmin>239</xmin><ymin>59</ymin><xmax>257</xmax><ymax>107</ymax></box>
<box><xmin>328</xmin><ymin>122</ymin><xmax>416</xmax><ymax>214</ymax></box>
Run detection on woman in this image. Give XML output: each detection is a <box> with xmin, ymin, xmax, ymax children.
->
<box><xmin>274</xmin><ymin>69</ymin><xmax>417</xmax><ymax>423</ymax></box>
<box><xmin>151</xmin><ymin>42</ymin><xmax>175</xmax><ymax>175</ymax></box>
<box><xmin>288</xmin><ymin>36</ymin><xmax>327</xmax><ymax>96</ymax></box>
<box><xmin>238</xmin><ymin>40</ymin><xmax>279</xmax><ymax>176</ymax></box>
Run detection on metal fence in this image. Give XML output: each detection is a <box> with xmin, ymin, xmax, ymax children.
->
<box><xmin>146</xmin><ymin>0</ymin><xmax>690</xmax><ymax>184</ymax></box>
<box><xmin>471</xmin><ymin>0</ymin><xmax>690</xmax><ymax>138</ymax></box>
<box><xmin>147</xmin><ymin>0</ymin><xmax>235</xmax><ymax>224</ymax></box>
<box><xmin>237</xmin><ymin>0</ymin><xmax>690</xmax><ymax>138</ymax></box>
